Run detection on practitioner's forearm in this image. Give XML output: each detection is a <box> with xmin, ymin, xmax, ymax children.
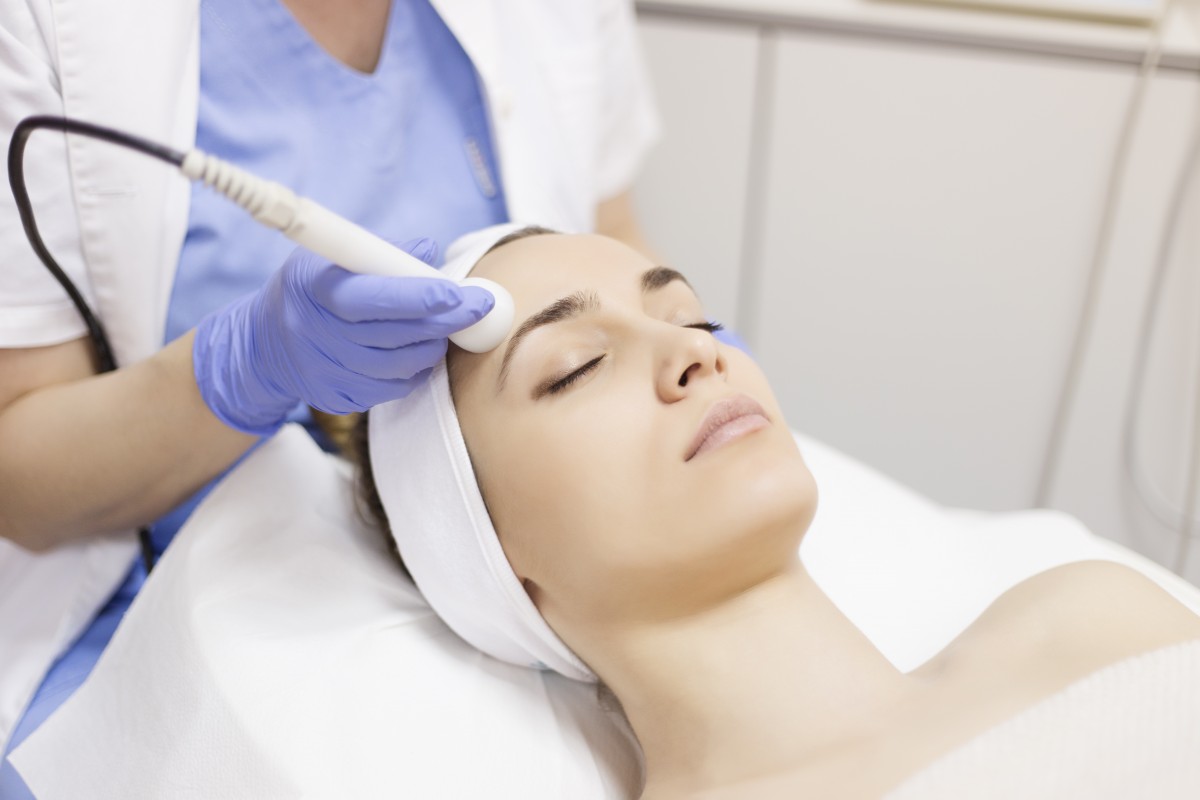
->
<box><xmin>0</xmin><ymin>332</ymin><xmax>257</xmax><ymax>551</ymax></box>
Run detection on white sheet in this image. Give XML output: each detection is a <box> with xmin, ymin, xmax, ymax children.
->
<box><xmin>12</xmin><ymin>425</ymin><xmax>1200</xmax><ymax>798</ymax></box>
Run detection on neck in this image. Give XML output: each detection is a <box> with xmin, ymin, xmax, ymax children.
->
<box><xmin>583</xmin><ymin>562</ymin><xmax>921</xmax><ymax>793</ymax></box>
<box><xmin>281</xmin><ymin>0</ymin><xmax>391</xmax><ymax>74</ymax></box>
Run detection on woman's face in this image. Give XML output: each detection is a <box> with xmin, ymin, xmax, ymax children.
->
<box><xmin>449</xmin><ymin>233</ymin><xmax>817</xmax><ymax>643</ymax></box>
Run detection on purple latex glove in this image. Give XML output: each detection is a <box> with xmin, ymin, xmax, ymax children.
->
<box><xmin>715</xmin><ymin>326</ymin><xmax>753</xmax><ymax>357</ymax></box>
<box><xmin>194</xmin><ymin>239</ymin><xmax>494</xmax><ymax>435</ymax></box>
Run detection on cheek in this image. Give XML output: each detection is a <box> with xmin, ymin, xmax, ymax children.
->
<box><xmin>458</xmin><ymin>350</ymin><xmax>815</xmax><ymax>621</ymax></box>
<box><xmin>690</xmin><ymin>352</ymin><xmax>817</xmax><ymax>535</ymax></box>
<box><xmin>468</xmin><ymin>399</ymin><xmax>661</xmax><ymax>585</ymax></box>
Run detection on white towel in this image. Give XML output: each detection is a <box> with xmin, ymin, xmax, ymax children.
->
<box><xmin>369</xmin><ymin>224</ymin><xmax>597</xmax><ymax>682</ymax></box>
<box><xmin>11</xmin><ymin>423</ymin><xmax>1200</xmax><ymax>798</ymax></box>
<box><xmin>9</xmin><ymin>426</ymin><xmax>638</xmax><ymax>799</ymax></box>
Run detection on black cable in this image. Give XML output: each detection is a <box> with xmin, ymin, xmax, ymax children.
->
<box><xmin>8</xmin><ymin>116</ymin><xmax>187</xmax><ymax>573</ymax></box>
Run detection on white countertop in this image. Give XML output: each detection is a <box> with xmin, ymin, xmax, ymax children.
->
<box><xmin>638</xmin><ymin>0</ymin><xmax>1200</xmax><ymax>69</ymax></box>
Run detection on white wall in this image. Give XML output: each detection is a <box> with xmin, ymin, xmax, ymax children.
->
<box><xmin>1050</xmin><ymin>72</ymin><xmax>1200</xmax><ymax>571</ymax></box>
<box><xmin>634</xmin><ymin>16</ymin><xmax>760</xmax><ymax>330</ymax></box>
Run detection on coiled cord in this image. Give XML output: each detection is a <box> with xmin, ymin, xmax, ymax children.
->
<box><xmin>180</xmin><ymin>150</ymin><xmax>298</xmax><ymax>228</ymax></box>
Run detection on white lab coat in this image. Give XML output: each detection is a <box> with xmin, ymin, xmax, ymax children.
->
<box><xmin>0</xmin><ymin>0</ymin><xmax>657</xmax><ymax>751</ymax></box>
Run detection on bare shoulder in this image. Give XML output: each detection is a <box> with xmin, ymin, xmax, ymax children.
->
<box><xmin>978</xmin><ymin>560</ymin><xmax>1200</xmax><ymax>669</ymax></box>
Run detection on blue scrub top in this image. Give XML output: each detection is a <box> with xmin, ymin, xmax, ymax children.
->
<box><xmin>1</xmin><ymin>0</ymin><xmax>506</xmax><ymax>791</ymax></box>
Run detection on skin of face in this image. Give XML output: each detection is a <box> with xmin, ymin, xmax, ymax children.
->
<box><xmin>448</xmin><ymin>233</ymin><xmax>819</xmax><ymax>660</ymax></box>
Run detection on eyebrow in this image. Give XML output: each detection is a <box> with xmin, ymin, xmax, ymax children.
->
<box><xmin>496</xmin><ymin>266</ymin><xmax>692</xmax><ymax>390</ymax></box>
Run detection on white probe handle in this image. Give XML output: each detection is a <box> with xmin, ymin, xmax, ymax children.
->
<box><xmin>180</xmin><ymin>150</ymin><xmax>513</xmax><ymax>353</ymax></box>
<box><xmin>287</xmin><ymin>199</ymin><xmax>514</xmax><ymax>354</ymax></box>
<box><xmin>286</xmin><ymin>198</ymin><xmax>440</xmax><ymax>278</ymax></box>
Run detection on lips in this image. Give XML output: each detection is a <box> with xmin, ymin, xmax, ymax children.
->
<box><xmin>684</xmin><ymin>394</ymin><xmax>771</xmax><ymax>462</ymax></box>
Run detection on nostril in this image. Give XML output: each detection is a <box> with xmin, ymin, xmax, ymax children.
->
<box><xmin>678</xmin><ymin>362</ymin><xmax>700</xmax><ymax>387</ymax></box>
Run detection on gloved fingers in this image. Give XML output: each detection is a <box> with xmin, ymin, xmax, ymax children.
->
<box><xmin>337</xmin><ymin>337</ymin><xmax>449</xmax><ymax>381</ymax></box>
<box><xmin>365</xmin><ymin>367</ymin><xmax>438</xmax><ymax>405</ymax></box>
<box><xmin>312</xmin><ymin>268</ymin><xmax>481</xmax><ymax>323</ymax></box>
<box><xmin>395</xmin><ymin>237</ymin><xmax>440</xmax><ymax>266</ymax></box>
<box><xmin>308</xmin><ymin>367</ymin><xmax>437</xmax><ymax>415</ymax></box>
<box><xmin>714</xmin><ymin>326</ymin><xmax>754</xmax><ymax>357</ymax></box>
<box><xmin>324</xmin><ymin>289</ymin><xmax>494</xmax><ymax>347</ymax></box>
<box><xmin>358</xmin><ymin>366</ymin><xmax>438</xmax><ymax>407</ymax></box>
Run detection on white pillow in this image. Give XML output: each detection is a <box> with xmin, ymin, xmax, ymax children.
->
<box><xmin>12</xmin><ymin>425</ymin><xmax>1200</xmax><ymax>799</ymax></box>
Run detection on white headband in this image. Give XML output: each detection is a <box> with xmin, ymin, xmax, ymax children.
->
<box><xmin>369</xmin><ymin>224</ymin><xmax>597</xmax><ymax>683</ymax></box>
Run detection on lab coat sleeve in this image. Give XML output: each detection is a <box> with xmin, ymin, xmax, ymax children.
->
<box><xmin>593</xmin><ymin>0</ymin><xmax>661</xmax><ymax>203</ymax></box>
<box><xmin>0</xmin><ymin>0</ymin><xmax>93</xmax><ymax>348</ymax></box>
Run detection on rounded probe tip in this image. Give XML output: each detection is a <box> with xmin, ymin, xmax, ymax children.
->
<box><xmin>449</xmin><ymin>277</ymin><xmax>515</xmax><ymax>354</ymax></box>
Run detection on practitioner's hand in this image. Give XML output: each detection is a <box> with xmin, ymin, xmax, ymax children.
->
<box><xmin>193</xmin><ymin>239</ymin><xmax>494</xmax><ymax>435</ymax></box>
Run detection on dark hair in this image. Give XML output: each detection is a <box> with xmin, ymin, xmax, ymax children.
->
<box><xmin>486</xmin><ymin>224</ymin><xmax>557</xmax><ymax>250</ymax></box>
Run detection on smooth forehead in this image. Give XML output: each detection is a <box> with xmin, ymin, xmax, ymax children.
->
<box><xmin>470</xmin><ymin>232</ymin><xmax>654</xmax><ymax>313</ymax></box>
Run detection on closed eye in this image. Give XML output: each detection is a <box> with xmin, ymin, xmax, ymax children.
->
<box><xmin>539</xmin><ymin>355</ymin><xmax>605</xmax><ymax>398</ymax></box>
<box><xmin>535</xmin><ymin>321</ymin><xmax>723</xmax><ymax>399</ymax></box>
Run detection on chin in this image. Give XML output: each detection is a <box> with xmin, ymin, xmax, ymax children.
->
<box><xmin>706</xmin><ymin>433</ymin><xmax>818</xmax><ymax>556</ymax></box>
<box><xmin>718</xmin><ymin>420</ymin><xmax>811</xmax><ymax>493</ymax></box>
<box><xmin>743</xmin><ymin>463</ymin><xmax>817</xmax><ymax>539</ymax></box>
<box><xmin>621</xmin><ymin>447</ymin><xmax>817</xmax><ymax>617</ymax></box>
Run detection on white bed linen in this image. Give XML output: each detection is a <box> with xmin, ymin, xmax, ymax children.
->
<box><xmin>11</xmin><ymin>425</ymin><xmax>1200</xmax><ymax>798</ymax></box>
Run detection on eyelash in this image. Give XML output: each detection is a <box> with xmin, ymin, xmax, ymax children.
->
<box><xmin>543</xmin><ymin>320</ymin><xmax>725</xmax><ymax>396</ymax></box>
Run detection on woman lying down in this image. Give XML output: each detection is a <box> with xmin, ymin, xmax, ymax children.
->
<box><xmin>351</xmin><ymin>225</ymin><xmax>1200</xmax><ymax>799</ymax></box>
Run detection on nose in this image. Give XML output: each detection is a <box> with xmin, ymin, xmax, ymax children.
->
<box><xmin>656</xmin><ymin>325</ymin><xmax>725</xmax><ymax>402</ymax></box>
